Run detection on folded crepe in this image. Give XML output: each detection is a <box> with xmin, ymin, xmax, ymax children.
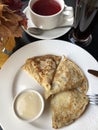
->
<box><xmin>22</xmin><ymin>54</ymin><xmax>61</xmax><ymax>91</ymax></box>
<box><xmin>45</xmin><ymin>56</ymin><xmax>88</xmax><ymax>99</ymax></box>
<box><xmin>51</xmin><ymin>89</ymin><xmax>89</xmax><ymax>129</ymax></box>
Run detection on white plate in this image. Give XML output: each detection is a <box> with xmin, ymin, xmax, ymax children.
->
<box><xmin>0</xmin><ymin>40</ymin><xmax>98</xmax><ymax>130</ymax></box>
<box><xmin>23</xmin><ymin>7</ymin><xmax>74</xmax><ymax>39</ymax></box>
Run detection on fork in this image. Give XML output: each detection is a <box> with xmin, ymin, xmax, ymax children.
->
<box><xmin>87</xmin><ymin>94</ymin><xmax>98</xmax><ymax>105</ymax></box>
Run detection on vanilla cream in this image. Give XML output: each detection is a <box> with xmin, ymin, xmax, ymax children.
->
<box><xmin>14</xmin><ymin>90</ymin><xmax>43</xmax><ymax>120</ymax></box>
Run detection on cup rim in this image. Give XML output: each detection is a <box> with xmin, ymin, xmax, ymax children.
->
<box><xmin>12</xmin><ymin>89</ymin><xmax>44</xmax><ymax>122</ymax></box>
<box><xmin>28</xmin><ymin>0</ymin><xmax>65</xmax><ymax>17</ymax></box>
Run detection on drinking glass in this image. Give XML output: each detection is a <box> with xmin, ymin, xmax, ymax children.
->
<box><xmin>69</xmin><ymin>0</ymin><xmax>98</xmax><ymax>47</ymax></box>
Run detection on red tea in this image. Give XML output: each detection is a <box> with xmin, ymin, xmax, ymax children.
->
<box><xmin>32</xmin><ymin>0</ymin><xmax>61</xmax><ymax>16</ymax></box>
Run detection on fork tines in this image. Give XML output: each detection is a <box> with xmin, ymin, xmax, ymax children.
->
<box><xmin>87</xmin><ymin>94</ymin><xmax>98</xmax><ymax>105</ymax></box>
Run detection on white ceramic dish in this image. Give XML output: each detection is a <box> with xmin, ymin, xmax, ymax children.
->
<box><xmin>13</xmin><ymin>89</ymin><xmax>44</xmax><ymax>122</ymax></box>
<box><xmin>0</xmin><ymin>40</ymin><xmax>98</xmax><ymax>130</ymax></box>
<box><xmin>23</xmin><ymin>7</ymin><xmax>74</xmax><ymax>39</ymax></box>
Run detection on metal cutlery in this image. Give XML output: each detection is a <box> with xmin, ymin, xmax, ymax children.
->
<box><xmin>88</xmin><ymin>69</ymin><xmax>98</xmax><ymax>77</ymax></box>
<box><xmin>28</xmin><ymin>24</ymin><xmax>73</xmax><ymax>35</ymax></box>
<box><xmin>87</xmin><ymin>94</ymin><xmax>98</xmax><ymax>105</ymax></box>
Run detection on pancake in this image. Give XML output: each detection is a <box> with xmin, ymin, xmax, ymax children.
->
<box><xmin>77</xmin><ymin>76</ymin><xmax>88</xmax><ymax>94</ymax></box>
<box><xmin>22</xmin><ymin>54</ymin><xmax>61</xmax><ymax>91</ymax></box>
<box><xmin>45</xmin><ymin>56</ymin><xmax>88</xmax><ymax>99</ymax></box>
<box><xmin>51</xmin><ymin>90</ymin><xmax>89</xmax><ymax>129</ymax></box>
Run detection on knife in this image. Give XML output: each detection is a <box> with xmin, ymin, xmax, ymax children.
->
<box><xmin>88</xmin><ymin>69</ymin><xmax>98</xmax><ymax>77</ymax></box>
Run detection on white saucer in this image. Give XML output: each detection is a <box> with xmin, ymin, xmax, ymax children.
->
<box><xmin>23</xmin><ymin>7</ymin><xmax>74</xmax><ymax>39</ymax></box>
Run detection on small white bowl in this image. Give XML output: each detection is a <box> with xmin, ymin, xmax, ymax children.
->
<box><xmin>13</xmin><ymin>89</ymin><xmax>44</xmax><ymax>122</ymax></box>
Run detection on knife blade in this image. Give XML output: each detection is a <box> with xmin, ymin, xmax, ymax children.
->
<box><xmin>88</xmin><ymin>69</ymin><xmax>98</xmax><ymax>77</ymax></box>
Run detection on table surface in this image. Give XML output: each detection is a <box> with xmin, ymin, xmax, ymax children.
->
<box><xmin>0</xmin><ymin>0</ymin><xmax>98</xmax><ymax>129</ymax></box>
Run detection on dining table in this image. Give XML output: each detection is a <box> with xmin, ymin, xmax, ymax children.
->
<box><xmin>0</xmin><ymin>0</ymin><xmax>98</xmax><ymax>130</ymax></box>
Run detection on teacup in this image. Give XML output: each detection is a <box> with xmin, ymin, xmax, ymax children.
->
<box><xmin>28</xmin><ymin>0</ymin><xmax>73</xmax><ymax>30</ymax></box>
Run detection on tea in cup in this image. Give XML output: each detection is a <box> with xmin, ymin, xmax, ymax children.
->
<box><xmin>28</xmin><ymin>0</ymin><xmax>73</xmax><ymax>30</ymax></box>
